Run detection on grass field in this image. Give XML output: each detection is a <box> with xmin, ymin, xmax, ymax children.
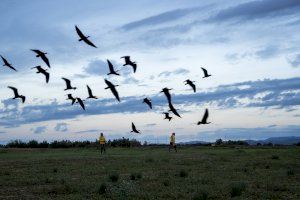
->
<box><xmin>0</xmin><ymin>147</ymin><xmax>299</xmax><ymax>199</ymax></box>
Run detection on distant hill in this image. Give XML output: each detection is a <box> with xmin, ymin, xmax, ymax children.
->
<box><xmin>179</xmin><ymin>141</ymin><xmax>210</xmax><ymax>145</ymax></box>
<box><xmin>246</xmin><ymin>136</ymin><xmax>300</xmax><ymax>145</ymax></box>
<box><xmin>180</xmin><ymin>136</ymin><xmax>300</xmax><ymax>146</ymax></box>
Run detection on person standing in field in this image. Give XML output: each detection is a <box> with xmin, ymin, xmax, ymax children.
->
<box><xmin>99</xmin><ymin>133</ymin><xmax>106</xmax><ymax>154</ymax></box>
<box><xmin>169</xmin><ymin>132</ymin><xmax>177</xmax><ymax>152</ymax></box>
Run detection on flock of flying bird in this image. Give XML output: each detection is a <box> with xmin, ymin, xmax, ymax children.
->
<box><xmin>1</xmin><ymin>25</ymin><xmax>212</xmax><ymax>134</ymax></box>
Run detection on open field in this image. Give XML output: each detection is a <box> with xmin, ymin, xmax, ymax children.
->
<box><xmin>0</xmin><ymin>147</ymin><xmax>299</xmax><ymax>199</ymax></box>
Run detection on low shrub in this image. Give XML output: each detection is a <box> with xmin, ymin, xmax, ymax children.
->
<box><xmin>230</xmin><ymin>182</ymin><xmax>247</xmax><ymax>197</ymax></box>
<box><xmin>179</xmin><ymin>169</ymin><xmax>188</xmax><ymax>178</ymax></box>
<box><xmin>109</xmin><ymin>173</ymin><xmax>119</xmax><ymax>182</ymax></box>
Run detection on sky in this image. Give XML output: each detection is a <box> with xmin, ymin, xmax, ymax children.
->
<box><xmin>0</xmin><ymin>0</ymin><xmax>299</xmax><ymax>144</ymax></box>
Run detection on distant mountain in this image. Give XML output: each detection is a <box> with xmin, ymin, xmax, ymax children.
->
<box><xmin>179</xmin><ymin>140</ymin><xmax>210</xmax><ymax>145</ymax></box>
<box><xmin>180</xmin><ymin>136</ymin><xmax>300</xmax><ymax>146</ymax></box>
<box><xmin>246</xmin><ymin>136</ymin><xmax>300</xmax><ymax>145</ymax></box>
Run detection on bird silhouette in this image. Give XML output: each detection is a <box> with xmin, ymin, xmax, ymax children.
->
<box><xmin>143</xmin><ymin>98</ymin><xmax>152</xmax><ymax>109</ymax></box>
<box><xmin>107</xmin><ymin>59</ymin><xmax>120</xmax><ymax>76</ymax></box>
<box><xmin>184</xmin><ymin>79</ymin><xmax>196</xmax><ymax>92</ymax></box>
<box><xmin>1</xmin><ymin>55</ymin><xmax>17</xmax><ymax>71</ymax></box>
<box><xmin>31</xmin><ymin>66</ymin><xmax>49</xmax><ymax>83</ymax></box>
<box><xmin>168</xmin><ymin>102</ymin><xmax>181</xmax><ymax>118</ymax></box>
<box><xmin>131</xmin><ymin>122</ymin><xmax>140</xmax><ymax>134</ymax></box>
<box><xmin>121</xmin><ymin>56</ymin><xmax>137</xmax><ymax>73</ymax></box>
<box><xmin>87</xmin><ymin>85</ymin><xmax>97</xmax><ymax>99</ymax></box>
<box><xmin>201</xmin><ymin>67</ymin><xmax>211</xmax><ymax>78</ymax></box>
<box><xmin>75</xmin><ymin>25</ymin><xmax>97</xmax><ymax>48</ymax></box>
<box><xmin>31</xmin><ymin>49</ymin><xmax>50</xmax><ymax>68</ymax></box>
<box><xmin>160</xmin><ymin>87</ymin><xmax>172</xmax><ymax>104</ymax></box>
<box><xmin>104</xmin><ymin>79</ymin><xmax>120</xmax><ymax>102</ymax></box>
<box><xmin>75</xmin><ymin>98</ymin><xmax>85</xmax><ymax>110</ymax></box>
<box><xmin>163</xmin><ymin>112</ymin><xmax>172</xmax><ymax>121</ymax></box>
<box><xmin>7</xmin><ymin>86</ymin><xmax>25</xmax><ymax>103</ymax></box>
<box><xmin>197</xmin><ymin>109</ymin><xmax>211</xmax><ymax>125</ymax></box>
<box><xmin>62</xmin><ymin>78</ymin><xmax>76</xmax><ymax>90</ymax></box>
<box><xmin>66</xmin><ymin>94</ymin><xmax>76</xmax><ymax>105</ymax></box>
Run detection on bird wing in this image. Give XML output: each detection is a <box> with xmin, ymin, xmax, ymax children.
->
<box><xmin>87</xmin><ymin>85</ymin><xmax>93</xmax><ymax>96</ymax></box>
<box><xmin>132</xmin><ymin>63</ymin><xmax>137</xmax><ymax>73</ymax></box>
<box><xmin>111</xmin><ymin>87</ymin><xmax>120</xmax><ymax>102</ymax></box>
<box><xmin>202</xmin><ymin>109</ymin><xmax>209</xmax><ymax>123</ymax></box>
<box><xmin>62</xmin><ymin>78</ymin><xmax>71</xmax><ymax>87</ymax></box>
<box><xmin>191</xmin><ymin>83</ymin><xmax>196</xmax><ymax>92</ymax></box>
<box><xmin>169</xmin><ymin>103</ymin><xmax>181</xmax><ymax>118</ymax></box>
<box><xmin>75</xmin><ymin>25</ymin><xmax>86</xmax><ymax>39</ymax></box>
<box><xmin>8</xmin><ymin>86</ymin><xmax>18</xmax><ymax>96</ymax></box>
<box><xmin>201</xmin><ymin>67</ymin><xmax>208</xmax><ymax>76</ymax></box>
<box><xmin>1</xmin><ymin>55</ymin><xmax>8</xmax><ymax>65</ymax></box>
<box><xmin>131</xmin><ymin>123</ymin><xmax>135</xmax><ymax>131</ymax></box>
<box><xmin>83</xmin><ymin>37</ymin><xmax>97</xmax><ymax>48</ymax></box>
<box><xmin>107</xmin><ymin>59</ymin><xmax>115</xmax><ymax>72</ymax></box>
<box><xmin>21</xmin><ymin>96</ymin><xmax>26</xmax><ymax>103</ymax></box>
<box><xmin>77</xmin><ymin>98</ymin><xmax>85</xmax><ymax>110</ymax></box>
<box><xmin>7</xmin><ymin>64</ymin><xmax>17</xmax><ymax>71</ymax></box>
<box><xmin>41</xmin><ymin>54</ymin><xmax>50</xmax><ymax>68</ymax></box>
<box><xmin>31</xmin><ymin>49</ymin><xmax>40</xmax><ymax>54</ymax></box>
<box><xmin>44</xmin><ymin>71</ymin><xmax>50</xmax><ymax>83</ymax></box>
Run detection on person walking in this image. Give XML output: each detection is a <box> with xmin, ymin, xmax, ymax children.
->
<box><xmin>169</xmin><ymin>132</ymin><xmax>177</xmax><ymax>152</ymax></box>
<box><xmin>99</xmin><ymin>133</ymin><xmax>106</xmax><ymax>154</ymax></box>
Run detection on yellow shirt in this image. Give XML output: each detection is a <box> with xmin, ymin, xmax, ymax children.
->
<box><xmin>170</xmin><ymin>135</ymin><xmax>175</xmax><ymax>143</ymax></box>
<box><xmin>99</xmin><ymin>136</ymin><xmax>106</xmax><ymax>144</ymax></box>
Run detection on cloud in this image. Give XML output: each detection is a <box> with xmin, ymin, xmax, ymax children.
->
<box><xmin>158</xmin><ymin>68</ymin><xmax>190</xmax><ymax>77</ymax></box>
<box><xmin>0</xmin><ymin>77</ymin><xmax>299</xmax><ymax>127</ymax></box>
<box><xmin>122</xmin><ymin>77</ymin><xmax>140</xmax><ymax>84</ymax></box>
<box><xmin>206</xmin><ymin>0</ymin><xmax>300</xmax><ymax>23</ymax></box>
<box><xmin>197</xmin><ymin>125</ymin><xmax>300</xmax><ymax>142</ymax></box>
<box><xmin>54</xmin><ymin>123</ymin><xmax>68</xmax><ymax>132</ymax></box>
<box><xmin>121</xmin><ymin>6</ymin><xmax>206</xmax><ymax>31</ymax></box>
<box><xmin>84</xmin><ymin>59</ymin><xmax>108</xmax><ymax>76</ymax></box>
<box><xmin>287</xmin><ymin>53</ymin><xmax>300</xmax><ymax>67</ymax></box>
<box><xmin>31</xmin><ymin>126</ymin><xmax>47</xmax><ymax>134</ymax></box>
<box><xmin>74</xmin><ymin>129</ymin><xmax>99</xmax><ymax>134</ymax></box>
<box><xmin>145</xmin><ymin>123</ymin><xmax>157</xmax><ymax>127</ymax></box>
<box><xmin>255</xmin><ymin>45</ymin><xmax>280</xmax><ymax>59</ymax></box>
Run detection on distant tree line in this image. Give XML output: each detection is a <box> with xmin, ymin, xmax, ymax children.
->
<box><xmin>1</xmin><ymin>138</ymin><xmax>299</xmax><ymax>148</ymax></box>
<box><xmin>2</xmin><ymin>137</ymin><xmax>141</xmax><ymax>148</ymax></box>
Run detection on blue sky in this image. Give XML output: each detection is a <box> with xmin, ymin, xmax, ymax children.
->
<box><xmin>0</xmin><ymin>0</ymin><xmax>299</xmax><ymax>144</ymax></box>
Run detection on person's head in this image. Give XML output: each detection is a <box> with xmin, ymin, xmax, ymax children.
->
<box><xmin>172</xmin><ymin>132</ymin><xmax>175</xmax><ymax>136</ymax></box>
<box><xmin>100</xmin><ymin>133</ymin><xmax>103</xmax><ymax>136</ymax></box>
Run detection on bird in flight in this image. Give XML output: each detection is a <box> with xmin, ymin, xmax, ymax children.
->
<box><xmin>184</xmin><ymin>79</ymin><xmax>196</xmax><ymax>93</ymax></box>
<box><xmin>160</xmin><ymin>87</ymin><xmax>172</xmax><ymax>104</ymax></box>
<box><xmin>1</xmin><ymin>55</ymin><xmax>17</xmax><ymax>71</ymax></box>
<box><xmin>197</xmin><ymin>109</ymin><xmax>211</xmax><ymax>125</ymax></box>
<box><xmin>62</xmin><ymin>78</ymin><xmax>77</xmax><ymax>90</ymax></box>
<box><xmin>168</xmin><ymin>102</ymin><xmax>181</xmax><ymax>118</ymax></box>
<box><xmin>31</xmin><ymin>66</ymin><xmax>49</xmax><ymax>83</ymax></box>
<box><xmin>75</xmin><ymin>25</ymin><xmax>97</xmax><ymax>48</ymax></box>
<box><xmin>76</xmin><ymin>98</ymin><xmax>85</xmax><ymax>110</ymax></box>
<box><xmin>86</xmin><ymin>85</ymin><xmax>97</xmax><ymax>99</ymax></box>
<box><xmin>31</xmin><ymin>49</ymin><xmax>51</xmax><ymax>68</ymax></box>
<box><xmin>201</xmin><ymin>67</ymin><xmax>211</xmax><ymax>78</ymax></box>
<box><xmin>66</xmin><ymin>94</ymin><xmax>76</xmax><ymax>105</ymax></box>
<box><xmin>163</xmin><ymin>112</ymin><xmax>172</xmax><ymax>121</ymax></box>
<box><xmin>143</xmin><ymin>98</ymin><xmax>152</xmax><ymax>109</ymax></box>
<box><xmin>121</xmin><ymin>56</ymin><xmax>137</xmax><ymax>73</ymax></box>
<box><xmin>107</xmin><ymin>59</ymin><xmax>120</xmax><ymax>76</ymax></box>
<box><xmin>131</xmin><ymin>122</ymin><xmax>140</xmax><ymax>134</ymax></box>
<box><xmin>104</xmin><ymin>79</ymin><xmax>120</xmax><ymax>102</ymax></box>
<box><xmin>7</xmin><ymin>86</ymin><xmax>25</xmax><ymax>103</ymax></box>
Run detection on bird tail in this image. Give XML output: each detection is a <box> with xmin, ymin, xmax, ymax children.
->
<box><xmin>78</xmin><ymin>39</ymin><xmax>82</xmax><ymax>41</ymax></box>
